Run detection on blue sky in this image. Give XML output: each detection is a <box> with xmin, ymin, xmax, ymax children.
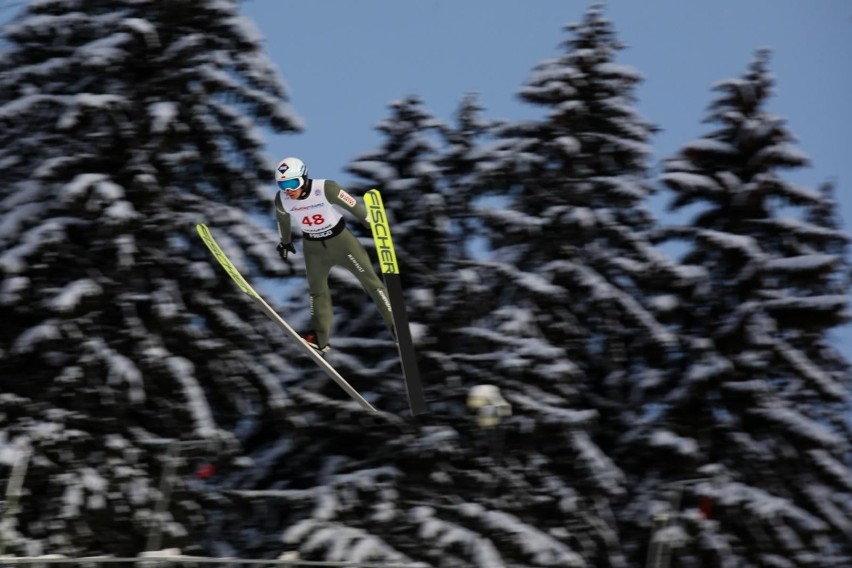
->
<box><xmin>243</xmin><ymin>1</ymin><xmax>851</xmax><ymax>215</ymax></box>
<box><xmin>243</xmin><ymin>0</ymin><xmax>852</xmax><ymax>353</ymax></box>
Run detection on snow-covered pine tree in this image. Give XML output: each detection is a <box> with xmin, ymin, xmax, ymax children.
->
<box><xmin>213</xmin><ymin>89</ymin><xmax>631</xmax><ymax>566</ymax></box>
<box><xmin>333</xmin><ymin>95</ymin><xmax>457</xmax><ymax>412</ymax></box>
<box><xmin>347</xmin><ymin>95</ymin><xmax>450</xmax><ymax>282</ymax></box>
<box><xmin>347</xmin><ymin>94</ymin><xmax>499</xmax><ymax>351</ymax></box>
<box><xmin>457</xmin><ymin>6</ymin><xmax>703</xmax><ymax>559</ymax></box>
<box><xmin>217</xmin><ymin>407</ymin><xmax>614</xmax><ymax>567</ymax></box>
<box><xmin>428</xmin><ymin>93</ymin><xmax>510</xmax><ymax>358</ymax></box>
<box><xmin>643</xmin><ymin>49</ymin><xmax>852</xmax><ymax>566</ymax></box>
<box><xmin>799</xmin><ymin>181</ymin><xmax>852</xmax><ymax>434</ymax></box>
<box><xmin>438</xmin><ymin>92</ymin><xmax>497</xmax><ymax>258</ymax></box>
<box><xmin>343</xmin><ymin>6</ymin><xmax>680</xmax><ymax>565</ymax></box>
<box><xmin>0</xmin><ymin>0</ymin><xmax>302</xmax><ymax>556</ymax></box>
<box><xmin>470</xmin><ymin>2</ymin><xmax>693</xmax><ymax>418</ymax></box>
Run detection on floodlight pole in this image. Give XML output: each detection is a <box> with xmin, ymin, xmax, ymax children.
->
<box><xmin>145</xmin><ymin>440</ymin><xmax>215</xmax><ymax>553</ymax></box>
<box><xmin>0</xmin><ymin>444</ymin><xmax>32</xmax><ymax>556</ymax></box>
<box><xmin>645</xmin><ymin>477</ymin><xmax>711</xmax><ymax>568</ymax></box>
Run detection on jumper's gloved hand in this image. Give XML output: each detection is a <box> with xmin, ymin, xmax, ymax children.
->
<box><xmin>277</xmin><ymin>241</ymin><xmax>296</xmax><ymax>260</ymax></box>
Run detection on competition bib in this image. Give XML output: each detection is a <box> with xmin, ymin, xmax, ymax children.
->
<box><xmin>279</xmin><ymin>180</ymin><xmax>343</xmax><ymax>239</ymax></box>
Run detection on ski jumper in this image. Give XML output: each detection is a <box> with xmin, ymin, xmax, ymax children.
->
<box><xmin>275</xmin><ymin>179</ymin><xmax>394</xmax><ymax>347</ymax></box>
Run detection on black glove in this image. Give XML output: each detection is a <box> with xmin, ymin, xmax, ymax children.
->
<box><xmin>277</xmin><ymin>241</ymin><xmax>296</xmax><ymax>260</ymax></box>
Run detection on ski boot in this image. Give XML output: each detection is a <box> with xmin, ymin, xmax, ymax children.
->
<box><xmin>302</xmin><ymin>331</ymin><xmax>330</xmax><ymax>356</ymax></box>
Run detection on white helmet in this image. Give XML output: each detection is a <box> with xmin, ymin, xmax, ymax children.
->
<box><xmin>275</xmin><ymin>157</ymin><xmax>308</xmax><ymax>191</ymax></box>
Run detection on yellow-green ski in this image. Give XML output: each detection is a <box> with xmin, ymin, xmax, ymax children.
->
<box><xmin>364</xmin><ymin>190</ymin><xmax>427</xmax><ymax>416</ymax></box>
<box><xmin>196</xmin><ymin>223</ymin><xmax>378</xmax><ymax>414</ymax></box>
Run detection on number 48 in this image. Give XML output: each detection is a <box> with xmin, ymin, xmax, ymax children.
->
<box><xmin>302</xmin><ymin>214</ymin><xmax>325</xmax><ymax>226</ymax></box>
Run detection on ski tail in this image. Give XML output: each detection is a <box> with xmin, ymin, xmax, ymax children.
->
<box><xmin>364</xmin><ymin>190</ymin><xmax>428</xmax><ymax>416</ymax></box>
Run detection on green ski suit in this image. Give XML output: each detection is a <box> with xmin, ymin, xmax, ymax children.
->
<box><xmin>275</xmin><ymin>179</ymin><xmax>394</xmax><ymax>348</ymax></box>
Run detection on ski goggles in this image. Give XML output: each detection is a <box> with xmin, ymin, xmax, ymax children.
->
<box><xmin>277</xmin><ymin>178</ymin><xmax>302</xmax><ymax>191</ymax></box>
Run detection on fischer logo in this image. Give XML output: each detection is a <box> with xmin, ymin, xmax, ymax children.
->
<box><xmin>364</xmin><ymin>191</ymin><xmax>398</xmax><ymax>275</ymax></box>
